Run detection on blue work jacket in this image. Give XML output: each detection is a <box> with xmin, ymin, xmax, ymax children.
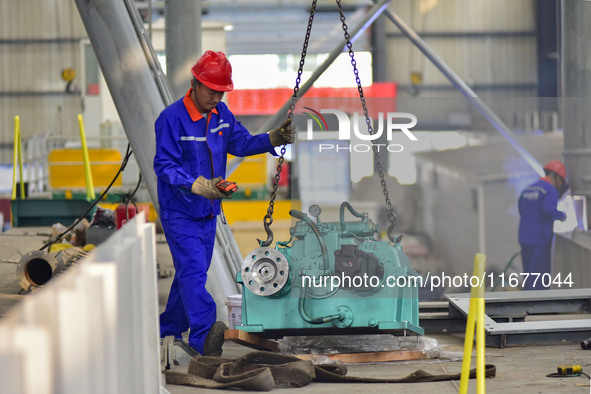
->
<box><xmin>518</xmin><ymin>177</ymin><xmax>566</xmax><ymax>246</ymax></box>
<box><xmin>154</xmin><ymin>89</ymin><xmax>276</xmax><ymax>220</ymax></box>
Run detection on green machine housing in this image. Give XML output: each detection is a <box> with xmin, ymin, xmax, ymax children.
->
<box><xmin>237</xmin><ymin>202</ymin><xmax>423</xmax><ymax>337</ymax></box>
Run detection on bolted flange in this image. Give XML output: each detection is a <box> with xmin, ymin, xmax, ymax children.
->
<box><xmin>332</xmin><ymin>305</ymin><xmax>354</xmax><ymax>328</ymax></box>
<box><xmin>242</xmin><ymin>247</ymin><xmax>289</xmax><ymax>296</ymax></box>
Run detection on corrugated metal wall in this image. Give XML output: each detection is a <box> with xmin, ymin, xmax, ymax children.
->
<box><xmin>385</xmin><ymin>0</ymin><xmax>536</xmax><ymax>93</ymax></box>
<box><xmin>0</xmin><ymin>0</ymin><xmax>86</xmax><ymax>163</ymax></box>
<box><xmin>383</xmin><ymin>0</ymin><xmax>538</xmax><ymax>129</ymax></box>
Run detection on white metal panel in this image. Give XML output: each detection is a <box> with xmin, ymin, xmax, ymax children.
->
<box><xmin>0</xmin><ymin>215</ymin><xmax>164</xmax><ymax>393</ymax></box>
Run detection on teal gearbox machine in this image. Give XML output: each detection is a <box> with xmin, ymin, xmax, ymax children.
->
<box><xmin>237</xmin><ymin>202</ymin><xmax>423</xmax><ymax>337</ymax></box>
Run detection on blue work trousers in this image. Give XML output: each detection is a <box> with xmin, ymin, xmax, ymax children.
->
<box><xmin>159</xmin><ymin>216</ymin><xmax>217</xmax><ymax>354</ymax></box>
<box><xmin>520</xmin><ymin>243</ymin><xmax>552</xmax><ymax>290</ymax></box>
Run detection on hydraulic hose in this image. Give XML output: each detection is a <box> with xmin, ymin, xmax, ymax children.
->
<box><xmin>339</xmin><ymin>201</ymin><xmax>365</xmax><ymax>232</ymax></box>
<box><xmin>298</xmin><ymin>285</ymin><xmax>343</xmax><ymax>324</ymax></box>
<box><xmin>289</xmin><ymin>209</ymin><xmax>329</xmax><ymax>273</ymax></box>
<box><xmin>290</xmin><ymin>209</ymin><xmax>342</xmax><ymax>324</ymax></box>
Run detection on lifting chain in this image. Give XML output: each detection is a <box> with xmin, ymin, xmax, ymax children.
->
<box><xmin>335</xmin><ymin>0</ymin><xmax>398</xmax><ymax>243</ymax></box>
<box><xmin>258</xmin><ymin>0</ymin><xmax>318</xmax><ymax>247</ymax></box>
<box><xmin>259</xmin><ymin>0</ymin><xmax>398</xmax><ymax>246</ymax></box>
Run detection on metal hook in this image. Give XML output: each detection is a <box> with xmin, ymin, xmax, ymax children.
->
<box><xmin>387</xmin><ymin>223</ymin><xmax>398</xmax><ymax>244</ymax></box>
<box><xmin>257</xmin><ymin>214</ymin><xmax>274</xmax><ymax>247</ymax></box>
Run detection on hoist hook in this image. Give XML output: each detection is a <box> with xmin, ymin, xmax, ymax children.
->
<box><xmin>387</xmin><ymin>223</ymin><xmax>398</xmax><ymax>244</ymax></box>
<box><xmin>257</xmin><ymin>214</ymin><xmax>274</xmax><ymax>247</ymax></box>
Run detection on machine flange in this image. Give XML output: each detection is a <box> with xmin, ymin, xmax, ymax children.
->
<box><xmin>332</xmin><ymin>306</ymin><xmax>354</xmax><ymax>328</ymax></box>
<box><xmin>242</xmin><ymin>247</ymin><xmax>289</xmax><ymax>296</ymax></box>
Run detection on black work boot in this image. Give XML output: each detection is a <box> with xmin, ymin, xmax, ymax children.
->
<box><xmin>203</xmin><ymin>321</ymin><xmax>227</xmax><ymax>356</ymax></box>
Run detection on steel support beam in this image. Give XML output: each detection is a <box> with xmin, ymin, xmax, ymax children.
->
<box><xmin>0</xmin><ymin>38</ymin><xmax>84</xmax><ymax>44</ymax></box>
<box><xmin>385</xmin><ymin>30</ymin><xmax>536</xmax><ymax>39</ymax></box>
<box><xmin>165</xmin><ymin>0</ymin><xmax>201</xmax><ymax>99</ymax></box>
<box><xmin>75</xmin><ymin>0</ymin><xmax>243</xmax><ymax>320</ymax></box>
<box><xmin>75</xmin><ymin>0</ymin><xmax>173</xmax><ymax>213</ymax></box>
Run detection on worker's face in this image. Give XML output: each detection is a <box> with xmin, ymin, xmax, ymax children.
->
<box><xmin>556</xmin><ymin>176</ymin><xmax>565</xmax><ymax>193</ymax></box>
<box><xmin>551</xmin><ymin>173</ymin><xmax>565</xmax><ymax>193</ymax></box>
<box><xmin>192</xmin><ymin>80</ymin><xmax>224</xmax><ymax>113</ymax></box>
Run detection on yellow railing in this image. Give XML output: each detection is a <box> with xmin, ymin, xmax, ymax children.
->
<box><xmin>77</xmin><ymin>114</ymin><xmax>96</xmax><ymax>201</ymax></box>
<box><xmin>11</xmin><ymin>115</ymin><xmax>25</xmax><ymax>200</ymax></box>
<box><xmin>459</xmin><ymin>253</ymin><xmax>487</xmax><ymax>394</ymax></box>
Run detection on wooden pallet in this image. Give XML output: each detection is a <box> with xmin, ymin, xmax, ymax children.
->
<box><xmin>224</xmin><ymin>329</ymin><xmax>426</xmax><ymax>363</ymax></box>
<box><xmin>224</xmin><ymin>329</ymin><xmax>279</xmax><ymax>351</ymax></box>
<box><xmin>294</xmin><ymin>350</ymin><xmax>425</xmax><ymax>363</ymax></box>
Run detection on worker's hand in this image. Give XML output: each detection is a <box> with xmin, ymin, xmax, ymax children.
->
<box><xmin>269</xmin><ymin>118</ymin><xmax>294</xmax><ymax>147</ymax></box>
<box><xmin>558</xmin><ymin>211</ymin><xmax>567</xmax><ymax>222</ymax></box>
<box><xmin>191</xmin><ymin>176</ymin><xmax>231</xmax><ymax>200</ymax></box>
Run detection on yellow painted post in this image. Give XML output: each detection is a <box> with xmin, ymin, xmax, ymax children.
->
<box><xmin>11</xmin><ymin>116</ymin><xmax>25</xmax><ymax>200</ymax></box>
<box><xmin>11</xmin><ymin>116</ymin><xmax>19</xmax><ymax>200</ymax></box>
<box><xmin>18</xmin><ymin>120</ymin><xmax>24</xmax><ymax>199</ymax></box>
<box><xmin>459</xmin><ymin>289</ymin><xmax>477</xmax><ymax>393</ymax></box>
<box><xmin>459</xmin><ymin>253</ymin><xmax>487</xmax><ymax>394</ymax></box>
<box><xmin>475</xmin><ymin>254</ymin><xmax>486</xmax><ymax>394</ymax></box>
<box><xmin>77</xmin><ymin>114</ymin><xmax>96</xmax><ymax>200</ymax></box>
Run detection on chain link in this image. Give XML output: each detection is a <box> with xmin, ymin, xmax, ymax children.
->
<box><xmin>336</xmin><ymin>0</ymin><xmax>398</xmax><ymax>241</ymax></box>
<box><xmin>259</xmin><ymin>0</ymin><xmax>317</xmax><ymax>247</ymax></box>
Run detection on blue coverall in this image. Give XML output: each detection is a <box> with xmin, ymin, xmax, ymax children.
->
<box><xmin>518</xmin><ymin>177</ymin><xmax>566</xmax><ymax>290</ymax></box>
<box><xmin>154</xmin><ymin>89</ymin><xmax>276</xmax><ymax>354</ymax></box>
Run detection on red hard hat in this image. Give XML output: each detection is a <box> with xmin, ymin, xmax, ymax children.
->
<box><xmin>191</xmin><ymin>50</ymin><xmax>233</xmax><ymax>92</ymax></box>
<box><xmin>543</xmin><ymin>160</ymin><xmax>566</xmax><ymax>182</ymax></box>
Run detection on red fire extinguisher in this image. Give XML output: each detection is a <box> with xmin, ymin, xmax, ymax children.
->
<box><xmin>115</xmin><ymin>201</ymin><xmax>138</xmax><ymax>229</ymax></box>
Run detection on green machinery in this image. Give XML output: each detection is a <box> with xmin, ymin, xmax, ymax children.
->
<box><xmin>237</xmin><ymin>202</ymin><xmax>423</xmax><ymax>336</ymax></box>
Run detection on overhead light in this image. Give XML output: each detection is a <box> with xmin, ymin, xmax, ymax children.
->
<box><xmin>223</xmin><ymin>24</ymin><xmax>234</xmax><ymax>31</ymax></box>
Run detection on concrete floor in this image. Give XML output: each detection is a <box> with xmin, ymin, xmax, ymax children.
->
<box><xmin>1</xmin><ymin>225</ymin><xmax>591</xmax><ymax>393</ymax></box>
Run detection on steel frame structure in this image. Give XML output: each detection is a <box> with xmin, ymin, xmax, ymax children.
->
<box><xmin>445</xmin><ymin>289</ymin><xmax>591</xmax><ymax>348</ymax></box>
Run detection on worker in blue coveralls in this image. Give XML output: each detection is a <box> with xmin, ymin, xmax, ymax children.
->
<box><xmin>154</xmin><ymin>50</ymin><xmax>293</xmax><ymax>356</ymax></box>
<box><xmin>518</xmin><ymin>160</ymin><xmax>568</xmax><ymax>290</ymax></box>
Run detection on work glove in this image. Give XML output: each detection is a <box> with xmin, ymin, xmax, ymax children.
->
<box><xmin>269</xmin><ymin>118</ymin><xmax>294</xmax><ymax>147</ymax></box>
<box><xmin>558</xmin><ymin>211</ymin><xmax>567</xmax><ymax>222</ymax></box>
<box><xmin>191</xmin><ymin>176</ymin><xmax>231</xmax><ymax>200</ymax></box>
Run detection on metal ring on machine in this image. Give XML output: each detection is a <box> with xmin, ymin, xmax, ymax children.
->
<box><xmin>242</xmin><ymin>247</ymin><xmax>289</xmax><ymax>296</ymax></box>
